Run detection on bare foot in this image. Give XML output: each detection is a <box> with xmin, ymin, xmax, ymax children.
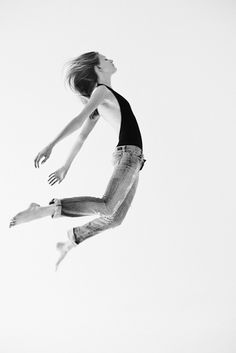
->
<box><xmin>55</xmin><ymin>241</ymin><xmax>75</xmax><ymax>271</ymax></box>
<box><xmin>9</xmin><ymin>203</ymin><xmax>40</xmax><ymax>228</ymax></box>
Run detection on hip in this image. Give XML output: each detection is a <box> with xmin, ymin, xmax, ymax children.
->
<box><xmin>112</xmin><ymin>145</ymin><xmax>146</xmax><ymax>171</ymax></box>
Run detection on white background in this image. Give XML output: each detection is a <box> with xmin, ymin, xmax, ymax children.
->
<box><xmin>1</xmin><ymin>0</ymin><xmax>236</xmax><ymax>352</ymax></box>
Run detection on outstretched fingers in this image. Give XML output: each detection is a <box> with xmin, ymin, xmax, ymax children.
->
<box><xmin>34</xmin><ymin>154</ymin><xmax>46</xmax><ymax>168</ymax></box>
<box><xmin>48</xmin><ymin>173</ymin><xmax>59</xmax><ymax>186</ymax></box>
<box><xmin>34</xmin><ymin>154</ymin><xmax>40</xmax><ymax>168</ymax></box>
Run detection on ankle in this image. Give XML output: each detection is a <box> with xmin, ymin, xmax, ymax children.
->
<box><xmin>49</xmin><ymin>199</ymin><xmax>62</xmax><ymax>218</ymax></box>
<box><xmin>67</xmin><ymin>229</ymin><xmax>79</xmax><ymax>246</ymax></box>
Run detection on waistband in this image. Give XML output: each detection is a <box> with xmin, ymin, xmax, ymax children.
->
<box><xmin>115</xmin><ymin>145</ymin><xmax>143</xmax><ymax>154</ymax></box>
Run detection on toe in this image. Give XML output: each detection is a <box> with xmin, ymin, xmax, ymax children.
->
<box><xmin>10</xmin><ymin>216</ymin><xmax>17</xmax><ymax>227</ymax></box>
<box><xmin>9</xmin><ymin>218</ymin><xmax>16</xmax><ymax>227</ymax></box>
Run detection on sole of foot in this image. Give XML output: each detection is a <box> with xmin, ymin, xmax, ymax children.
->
<box><xmin>55</xmin><ymin>241</ymin><xmax>75</xmax><ymax>272</ymax></box>
<box><xmin>9</xmin><ymin>203</ymin><xmax>40</xmax><ymax>228</ymax></box>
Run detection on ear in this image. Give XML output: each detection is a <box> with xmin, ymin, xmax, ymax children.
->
<box><xmin>94</xmin><ymin>65</ymin><xmax>101</xmax><ymax>75</ymax></box>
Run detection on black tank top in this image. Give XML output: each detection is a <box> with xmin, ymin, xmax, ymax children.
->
<box><xmin>96</xmin><ymin>84</ymin><xmax>143</xmax><ymax>150</ymax></box>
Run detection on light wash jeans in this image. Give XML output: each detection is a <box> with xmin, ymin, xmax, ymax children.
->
<box><xmin>49</xmin><ymin>145</ymin><xmax>146</xmax><ymax>245</ymax></box>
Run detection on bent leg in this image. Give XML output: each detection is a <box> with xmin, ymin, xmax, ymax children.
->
<box><xmin>72</xmin><ymin>174</ymin><xmax>139</xmax><ymax>244</ymax></box>
<box><xmin>50</xmin><ymin>152</ymin><xmax>141</xmax><ymax>219</ymax></box>
<box><xmin>102</xmin><ymin>153</ymin><xmax>140</xmax><ymax>215</ymax></box>
<box><xmin>49</xmin><ymin>196</ymin><xmax>108</xmax><ymax>218</ymax></box>
<box><xmin>109</xmin><ymin>173</ymin><xmax>139</xmax><ymax>226</ymax></box>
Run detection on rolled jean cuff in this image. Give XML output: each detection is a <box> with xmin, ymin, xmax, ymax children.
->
<box><xmin>49</xmin><ymin>198</ymin><xmax>62</xmax><ymax>218</ymax></box>
<box><xmin>67</xmin><ymin>228</ymin><xmax>79</xmax><ymax>246</ymax></box>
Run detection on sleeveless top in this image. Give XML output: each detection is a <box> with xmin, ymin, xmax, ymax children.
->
<box><xmin>96</xmin><ymin>83</ymin><xmax>143</xmax><ymax>151</ymax></box>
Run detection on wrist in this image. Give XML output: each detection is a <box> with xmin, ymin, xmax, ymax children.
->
<box><xmin>64</xmin><ymin>162</ymin><xmax>71</xmax><ymax>170</ymax></box>
<box><xmin>49</xmin><ymin>141</ymin><xmax>56</xmax><ymax>149</ymax></box>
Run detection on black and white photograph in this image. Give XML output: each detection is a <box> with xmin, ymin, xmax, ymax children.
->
<box><xmin>2</xmin><ymin>0</ymin><xmax>236</xmax><ymax>352</ymax></box>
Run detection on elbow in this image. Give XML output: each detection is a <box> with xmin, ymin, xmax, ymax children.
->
<box><xmin>79</xmin><ymin>133</ymin><xmax>88</xmax><ymax>142</ymax></box>
<box><xmin>74</xmin><ymin>114</ymin><xmax>86</xmax><ymax>130</ymax></box>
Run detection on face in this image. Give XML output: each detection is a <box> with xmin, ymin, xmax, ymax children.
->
<box><xmin>97</xmin><ymin>53</ymin><xmax>116</xmax><ymax>73</ymax></box>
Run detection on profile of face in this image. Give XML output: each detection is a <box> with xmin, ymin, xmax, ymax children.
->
<box><xmin>97</xmin><ymin>53</ymin><xmax>117</xmax><ymax>74</ymax></box>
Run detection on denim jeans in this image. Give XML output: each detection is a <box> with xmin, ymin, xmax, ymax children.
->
<box><xmin>49</xmin><ymin>145</ymin><xmax>146</xmax><ymax>244</ymax></box>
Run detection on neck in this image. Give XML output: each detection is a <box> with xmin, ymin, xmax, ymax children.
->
<box><xmin>97</xmin><ymin>78</ymin><xmax>112</xmax><ymax>88</ymax></box>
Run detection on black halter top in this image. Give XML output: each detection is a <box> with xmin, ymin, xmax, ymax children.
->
<box><xmin>96</xmin><ymin>84</ymin><xmax>143</xmax><ymax>151</ymax></box>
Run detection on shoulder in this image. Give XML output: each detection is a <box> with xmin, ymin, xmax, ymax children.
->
<box><xmin>79</xmin><ymin>85</ymin><xmax>107</xmax><ymax>106</ymax></box>
<box><xmin>89</xmin><ymin>85</ymin><xmax>108</xmax><ymax>105</ymax></box>
<box><xmin>91</xmin><ymin>84</ymin><xmax>109</xmax><ymax>97</ymax></box>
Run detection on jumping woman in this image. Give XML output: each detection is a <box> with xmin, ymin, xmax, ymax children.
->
<box><xmin>9</xmin><ymin>51</ymin><xmax>146</xmax><ymax>270</ymax></box>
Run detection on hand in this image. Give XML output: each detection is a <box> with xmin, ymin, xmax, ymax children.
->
<box><xmin>48</xmin><ymin>165</ymin><xmax>69</xmax><ymax>186</ymax></box>
<box><xmin>34</xmin><ymin>144</ymin><xmax>53</xmax><ymax>168</ymax></box>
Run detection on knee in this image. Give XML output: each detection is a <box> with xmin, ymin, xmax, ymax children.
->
<box><xmin>101</xmin><ymin>200</ymin><xmax>126</xmax><ymax>227</ymax></box>
<box><xmin>109</xmin><ymin>215</ymin><xmax>124</xmax><ymax>228</ymax></box>
<box><xmin>115</xmin><ymin>220</ymin><xmax>123</xmax><ymax>228</ymax></box>
<box><xmin>102</xmin><ymin>199</ymin><xmax>123</xmax><ymax>218</ymax></box>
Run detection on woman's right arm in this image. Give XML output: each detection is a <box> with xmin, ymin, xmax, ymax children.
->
<box><xmin>49</xmin><ymin>85</ymin><xmax>106</xmax><ymax>147</ymax></box>
<box><xmin>34</xmin><ymin>85</ymin><xmax>106</xmax><ymax>168</ymax></box>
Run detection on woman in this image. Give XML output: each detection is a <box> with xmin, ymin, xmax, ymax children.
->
<box><xmin>9</xmin><ymin>51</ymin><xmax>146</xmax><ymax>270</ymax></box>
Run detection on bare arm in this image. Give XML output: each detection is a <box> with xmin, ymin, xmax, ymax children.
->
<box><xmin>49</xmin><ymin>85</ymin><xmax>106</xmax><ymax>147</ymax></box>
<box><xmin>34</xmin><ymin>85</ymin><xmax>106</xmax><ymax>168</ymax></box>
<box><xmin>48</xmin><ymin>115</ymin><xmax>100</xmax><ymax>185</ymax></box>
<box><xmin>64</xmin><ymin>114</ymin><xmax>100</xmax><ymax>169</ymax></box>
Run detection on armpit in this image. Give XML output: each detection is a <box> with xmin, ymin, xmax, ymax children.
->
<box><xmin>89</xmin><ymin>109</ymin><xmax>99</xmax><ymax>120</ymax></box>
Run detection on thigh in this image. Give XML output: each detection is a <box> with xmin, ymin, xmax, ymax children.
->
<box><xmin>102</xmin><ymin>152</ymin><xmax>141</xmax><ymax>213</ymax></box>
<box><xmin>111</xmin><ymin>173</ymin><xmax>139</xmax><ymax>224</ymax></box>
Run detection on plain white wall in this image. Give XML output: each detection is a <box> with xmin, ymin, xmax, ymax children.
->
<box><xmin>1</xmin><ymin>0</ymin><xmax>236</xmax><ymax>352</ymax></box>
